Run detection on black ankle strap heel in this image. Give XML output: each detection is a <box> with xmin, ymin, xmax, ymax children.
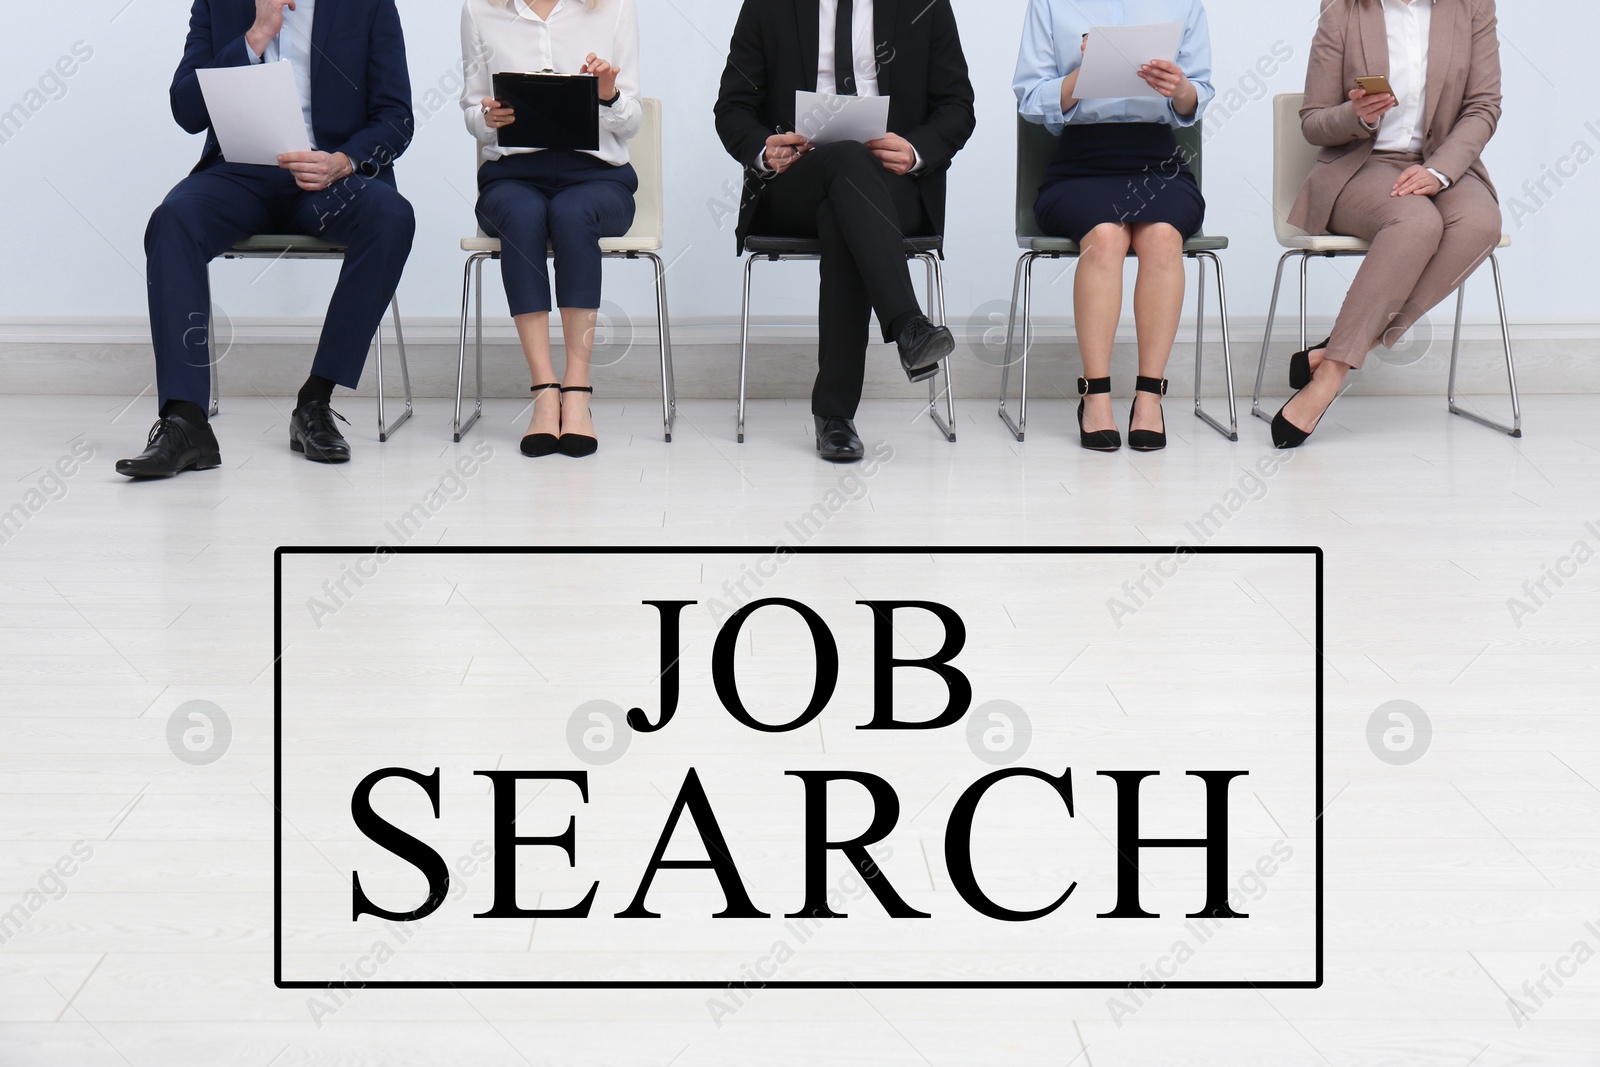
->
<box><xmin>557</xmin><ymin>386</ymin><xmax>598</xmax><ymax>458</ymax></box>
<box><xmin>520</xmin><ymin>383</ymin><xmax>562</xmax><ymax>458</ymax></box>
<box><xmin>1076</xmin><ymin>377</ymin><xmax>1121</xmax><ymax>452</ymax></box>
<box><xmin>1128</xmin><ymin>376</ymin><xmax>1168</xmax><ymax>453</ymax></box>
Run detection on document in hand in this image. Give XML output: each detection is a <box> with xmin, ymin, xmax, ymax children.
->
<box><xmin>196</xmin><ymin>61</ymin><xmax>311</xmax><ymax>166</ymax></box>
<box><xmin>491</xmin><ymin>72</ymin><xmax>601</xmax><ymax>151</ymax></box>
<box><xmin>794</xmin><ymin>91</ymin><xmax>891</xmax><ymax>146</ymax></box>
<box><xmin>1074</xmin><ymin>22</ymin><xmax>1185</xmax><ymax>100</ymax></box>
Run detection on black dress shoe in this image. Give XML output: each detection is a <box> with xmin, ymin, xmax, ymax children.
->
<box><xmin>1271</xmin><ymin>386</ymin><xmax>1333</xmax><ymax>449</ymax></box>
<box><xmin>1289</xmin><ymin>337</ymin><xmax>1331</xmax><ymax>390</ymax></box>
<box><xmin>814</xmin><ymin>416</ymin><xmax>864</xmax><ymax>463</ymax></box>
<box><xmin>290</xmin><ymin>400</ymin><xmax>351</xmax><ymax>463</ymax></box>
<box><xmin>894</xmin><ymin>315</ymin><xmax>954</xmax><ymax>384</ymax></box>
<box><xmin>116</xmin><ymin>412</ymin><xmax>222</xmax><ymax>479</ymax></box>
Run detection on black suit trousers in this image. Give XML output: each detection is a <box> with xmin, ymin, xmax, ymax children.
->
<box><xmin>752</xmin><ymin>141</ymin><xmax>927</xmax><ymax>418</ymax></box>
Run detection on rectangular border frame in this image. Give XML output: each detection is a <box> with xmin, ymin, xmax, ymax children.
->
<box><xmin>275</xmin><ymin>545</ymin><xmax>1323</xmax><ymax>990</ymax></box>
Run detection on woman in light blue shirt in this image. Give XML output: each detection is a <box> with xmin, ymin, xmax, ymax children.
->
<box><xmin>1014</xmin><ymin>0</ymin><xmax>1214</xmax><ymax>453</ymax></box>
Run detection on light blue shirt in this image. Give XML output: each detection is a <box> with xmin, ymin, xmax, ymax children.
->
<box><xmin>1014</xmin><ymin>0</ymin><xmax>1214</xmax><ymax>133</ymax></box>
<box><xmin>247</xmin><ymin>0</ymin><xmax>317</xmax><ymax>149</ymax></box>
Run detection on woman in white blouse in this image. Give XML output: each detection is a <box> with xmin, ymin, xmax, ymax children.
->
<box><xmin>461</xmin><ymin>0</ymin><xmax>642</xmax><ymax>458</ymax></box>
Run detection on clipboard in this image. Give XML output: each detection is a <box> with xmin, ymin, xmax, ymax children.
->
<box><xmin>491</xmin><ymin>71</ymin><xmax>601</xmax><ymax>151</ymax></box>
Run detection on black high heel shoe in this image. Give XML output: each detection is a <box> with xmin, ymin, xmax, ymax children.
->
<box><xmin>520</xmin><ymin>383</ymin><xmax>561</xmax><ymax>457</ymax></box>
<box><xmin>1289</xmin><ymin>337</ymin><xmax>1330</xmax><ymax>390</ymax></box>
<box><xmin>1076</xmin><ymin>377</ymin><xmax>1121</xmax><ymax>452</ymax></box>
<box><xmin>1271</xmin><ymin>385</ymin><xmax>1334</xmax><ymax>449</ymax></box>
<box><xmin>1127</xmin><ymin>376</ymin><xmax>1168</xmax><ymax>453</ymax></box>
<box><xmin>557</xmin><ymin>385</ymin><xmax>598</xmax><ymax>458</ymax></box>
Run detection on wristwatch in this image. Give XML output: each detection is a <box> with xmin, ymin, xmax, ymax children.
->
<box><xmin>600</xmin><ymin>91</ymin><xmax>622</xmax><ymax>108</ymax></box>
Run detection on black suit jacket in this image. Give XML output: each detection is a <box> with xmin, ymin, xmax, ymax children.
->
<box><xmin>713</xmin><ymin>0</ymin><xmax>976</xmax><ymax>251</ymax></box>
<box><xmin>169</xmin><ymin>0</ymin><xmax>413</xmax><ymax>184</ymax></box>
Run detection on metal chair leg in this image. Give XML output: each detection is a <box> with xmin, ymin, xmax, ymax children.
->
<box><xmin>207</xmin><ymin>298</ymin><xmax>221</xmax><ymax>418</ymax></box>
<box><xmin>998</xmin><ymin>253</ymin><xmax>1038</xmax><ymax>441</ymax></box>
<box><xmin>1449</xmin><ymin>252</ymin><xmax>1522</xmax><ymax>438</ymax></box>
<box><xmin>453</xmin><ymin>253</ymin><xmax>488</xmax><ymax>442</ymax></box>
<box><xmin>642</xmin><ymin>251</ymin><xmax>676</xmax><ymax>442</ymax></box>
<box><xmin>1192</xmin><ymin>251</ymin><xmax>1238</xmax><ymax>441</ymax></box>
<box><xmin>1252</xmin><ymin>250</ymin><xmax>1299</xmax><ymax>424</ymax></box>
<box><xmin>919</xmin><ymin>254</ymin><xmax>956</xmax><ymax>443</ymax></box>
<box><xmin>736</xmin><ymin>252</ymin><xmax>757</xmax><ymax>443</ymax></box>
<box><xmin>376</xmin><ymin>296</ymin><xmax>413</xmax><ymax>442</ymax></box>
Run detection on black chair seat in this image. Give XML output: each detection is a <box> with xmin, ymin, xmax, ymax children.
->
<box><xmin>743</xmin><ymin>235</ymin><xmax>943</xmax><ymax>257</ymax></box>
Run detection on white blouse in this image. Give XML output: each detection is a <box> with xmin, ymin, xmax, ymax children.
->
<box><xmin>460</xmin><ymin>0</ymin><xmax>642</xmax><ymax>165</ymax></box>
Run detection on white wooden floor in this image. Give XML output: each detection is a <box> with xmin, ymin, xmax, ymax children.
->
<box><xmin>3</xmin><ymin>393</ymin><xmax>1600</xmax><ymax>1065</ymax></box>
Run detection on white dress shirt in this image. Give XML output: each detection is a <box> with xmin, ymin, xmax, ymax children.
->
<box><xmin>246</xmin><ymin>0</ymin><xmax>317</xmax><ymax>150</ymax></box>
<box><xmin>1368</xmin><ymin>0</ymin><xmax>1451</xmax><ymax>188</ymax></box>
<box><xmin>817</xmin><ymin>0</ymin><xmax>879</xmax><ymax>96</ymax></box>
<box><xmin>460</xmin><ymin>0</ymin><xmax>642</xmax><ymax>166</ymax></box>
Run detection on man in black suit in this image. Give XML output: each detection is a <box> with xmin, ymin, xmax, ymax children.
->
<box><xmin>117</xmin><ymin>0</ymin><xmax>414</xmax><ymax>479</ymax></box>
<box><xmin>714</xmin><ymin>0</ymin><xmax>975</xmax><ymax>462</ymax></box>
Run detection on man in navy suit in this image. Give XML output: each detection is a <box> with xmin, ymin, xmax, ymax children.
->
<box><xmin>118</xmin><ymin>0</ymin><xmax>415</xmax><ymax>478</ymax></box>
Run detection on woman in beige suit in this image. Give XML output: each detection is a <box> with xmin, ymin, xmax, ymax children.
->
<box><xmin>1273</xmin><ymin>0</ymin><xmax>1502</xmax><ymax>448</ymax></box>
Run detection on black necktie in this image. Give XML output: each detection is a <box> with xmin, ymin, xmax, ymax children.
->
<box><xmin>835</xmin><ymin>0</ymin><xmax>857</xmax><ymax>95</ymax></box>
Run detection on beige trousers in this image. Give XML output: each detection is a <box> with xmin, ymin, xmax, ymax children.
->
<box><xmin>1325</xmin><ymin>151</ymin><xmax>1501</xmax><ymax>369</ymax></box>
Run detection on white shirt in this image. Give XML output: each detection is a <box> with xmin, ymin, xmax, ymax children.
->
<box><xmin>246</xmin><ymin>0</ymin><xmax>317</xmax><ymax>149</ymax></box>
<box><xmin>817</xmin><ymin>0</ymin><xmax>879</xmax><ymax>96</ymax></box>
<box><xmin>460</xmin><ymin>0</ymin><xmax>642</xmax><ymax>166</ymax></box>
<box><xmin>1375</xmin><ymin>0</ymin><xmax>1430</xmax><ymax>154</ymax></box>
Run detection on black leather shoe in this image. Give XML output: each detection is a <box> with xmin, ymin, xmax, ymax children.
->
<box><xmin>290</xmin><ymin>400</ymin><xmax>351</xmax><ymax>463</ymax></box>
<box><xmin>116</xmin><ymin>412</ymin><xmax>222</xmax><ymax>479</ymax></box>
<box><xmin>1076</xmin><ymin>377</ymin><xmax>1121</xmax><ymax>452</ymax></box>
<box><xmin>894</xmin><ymin>315</ymin><xmax>953</xmax><ymax>383</ymax></box>
<box><xmin>814</xmin><ymin>416</ymin><xmax>864</xmax><ymax>463</ymax></box>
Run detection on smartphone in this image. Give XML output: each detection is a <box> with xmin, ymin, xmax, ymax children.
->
<box><xmin>1355</xmin><ymin>75</ymin><xmax>1395</xmax><ymax>98</ymax></box>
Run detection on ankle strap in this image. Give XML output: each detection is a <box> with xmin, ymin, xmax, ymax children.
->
<box><xmin>1077</xmin><ymin>376</ymin><xmax>1111</xmax><ymax>396</ymax></box>
<box><xmin>560</xmin><ymin>385</ymin><xmax>594</xmax><ymax>395</ymax></box>
<box><xmin>1135</xmin><ymin>376</ymin><xmax>1169</xmax><ymax>396</ymax></box>
<box><xmin>531</xmin><ymin>383</ymin><xmax>560</xmax><ymax>394</ymax></box>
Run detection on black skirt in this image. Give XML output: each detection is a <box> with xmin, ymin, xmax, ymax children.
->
<box><xmin>1033</xmin><ymin>122</ymin><xmax>1205</xmax><ymax>243</ymax></box>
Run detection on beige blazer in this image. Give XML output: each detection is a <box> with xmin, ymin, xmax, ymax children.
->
<box><xmin>1289</xmin><ymin>0</ymin><xmax>1502</xmax><ymax>235</ymax></box>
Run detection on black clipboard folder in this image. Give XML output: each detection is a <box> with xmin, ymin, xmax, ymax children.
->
<box><xmin>491</xmin><ymin>71</ymin><xmax>601</xmax><ymax>151</ymax></box>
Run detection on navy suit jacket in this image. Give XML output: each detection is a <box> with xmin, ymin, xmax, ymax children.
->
<box><xmin>169</xmin><ymin>0</ymin><xmax>413</xmax><ymax>184</ymax></box>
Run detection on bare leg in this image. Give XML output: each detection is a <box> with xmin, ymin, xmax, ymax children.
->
<box><xmin>1129</xmin><ymin>222</ymin><xmax>1185</xmax><ymax>433</ymax></box>
<box><xmin>559</xmin><ymin>306</ymin><xmax>598</xmax><ymax>439</ymax></box>
<box><xmin>514</xmin><ymin>312</ymin><xmax>560</xmax><ymax>438</ymax></box>
<box><xmin>1073</xmin><ymin>222</ymin><xmax>1132</xmax><ymax>434</ymax></box>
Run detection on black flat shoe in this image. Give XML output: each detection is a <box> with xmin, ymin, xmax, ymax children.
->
<box><xmin>1127</xmin><ymin>375</ymin><xmax>1168</xmax><ymax>453</ymax></box>
<box><xmin>894</xmin><ymin>315</ymin><xmax>953</xmax><ymax>384</ymax></box>
<box><xmin>1271</xmin><ymin>386</ymin><xmax>1333</xmax><ymax>449</ymax></box>
<box><xmin>1289</xmin><ymin>337</ymin><xmax>1330</xmax><ymax>390</ymax></box>
<box><xmin>814</xmin><ymin>415</ymin><xmax>864</xmax><ymax>463</ymax></box>
<box><xmin>116</xmin><ymin>412</ymin><xmax>221</xmax><ymax>479</ymax></box>
<box><xmin>1076</xmin><ymin>377</ymin><xmax>1121</xmax><ymax>452</ymax></box>
<box><xmin>520</xmin><ymin>383</ymin><xmax>561</xmax><ymax>457</ymax></box>
<box><xmin>290</xmin><ymin>400</ymin><xmax>351</xmax><ymax>463</ymax></box>
<box><xmin>557</xmin><ymin>386</ymin><xmax>598</xmax><ymax>458</ymax></box>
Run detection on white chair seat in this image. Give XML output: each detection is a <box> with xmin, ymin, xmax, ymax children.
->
<box><xmin>1278</xmin><ymin>232</ymin><xmax>1512</xmax><ymax>253</ymax></box>
<box><xmin>458</xmin><ymin>235</ymin><xmax>662</xmax><ymax>254</ymax></box>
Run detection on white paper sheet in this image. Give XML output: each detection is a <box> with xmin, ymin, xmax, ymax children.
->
<box><xmin>794</xmin><ymin>91</ymin><xmax>891</xmax><ymax>146</ymax></box>
<box><xmin>197</xmin><ymin>60</ymin><xmax>312</xmax><ymax>166</ymax></box>
<box><xmin>1073</xmin><ymin>22</ymin><xmax>1185</xmax><ymax>100</ymax></box>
